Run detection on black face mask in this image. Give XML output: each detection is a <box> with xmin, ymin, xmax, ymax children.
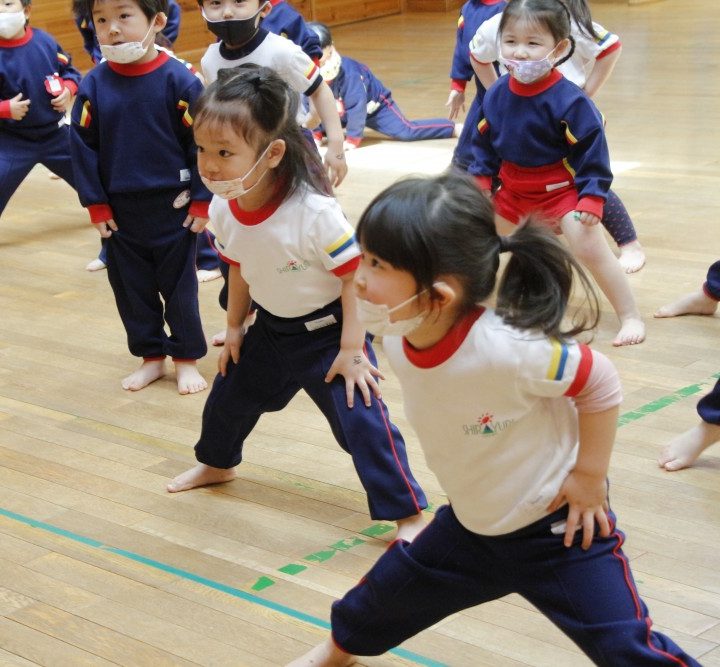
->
<box><xmin>202</xmin><ymin>4</ymin><xmax>267</xmax><ymax>47</ymax></box>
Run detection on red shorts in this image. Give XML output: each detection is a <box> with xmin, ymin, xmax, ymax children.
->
<box><xmin>494</xmin><ymin>160</ymin><xmax>578</xmax><ymax>229</ymax></box>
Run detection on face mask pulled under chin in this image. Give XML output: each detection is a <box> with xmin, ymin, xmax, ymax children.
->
<box><xmin>0</xmin><ymin>11</ymin><xmax>26</xmax><ymax>39</ymax></box>
<box><xmin>356</xmin><ymin>291</ymin><xmax>430</xmax><ymax>338</ymax></box>
<box><xmin>99</xmin><ymin>23</ymin><xmax>155</xmax><ymax>64</ymax></box>
<box><xmin>200</xmin><ymin>143</ymin><xmax>271</xmax><ymax>200</ymax></box>
<box><xmin>499</xmin><ymin>48</ymin><xmax>558</xmax><ymax>84</ymax></box>
<box><xmin>202</xmin><ymin>3</ymin><xmax>267</xmax><ymax>46</ymax></box>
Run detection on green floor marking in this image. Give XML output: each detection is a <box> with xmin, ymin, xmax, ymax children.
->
<box><xmin>278</xmin><ymin>563</ymin><xmax>307</xmax><ymax>575</ymax></box>
<box><xmin>617</xmin><ymin>382</ymin><xmax>711</xmax><ymax>427</ymax></box>
<box><xmin>360</xmin><ymin>523</ymin><xmax>395</xmax><ymax>537</ymax></box>
<box><xmin>251</xmin><ymin>576</ymin><xmax>275</xmax><ymax>591</ymax></box>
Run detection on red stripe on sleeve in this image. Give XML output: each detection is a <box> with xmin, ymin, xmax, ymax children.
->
<box><xmin>597</xmin><ymin>40</ymin><xmax>621</xmax><ymax>60</ymax></box>
<box><xmin>565</xmin><ymin>344</ymin><xmax>593</xmax><ymax>397</ymax></box>
<box><xmin>331</xmin><ymin>256</ymin><xmax>360</xmax><ymax>277</ymax></box>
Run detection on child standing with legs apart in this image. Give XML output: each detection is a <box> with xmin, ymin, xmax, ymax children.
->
<box><xmin>167</xmin><ymin>65</ymin><xmax>427</xmax><ymax>541</ymax></box>
<box><xmin>70</xmin><ymin>0</ymin><xmax>210</xmax><ymax>395</ymax></box>
<box><xmin>289</xmin><ymin>173</ymin><xmax>699</xmax><ymax>667</ymax></box>
<box><xmin>470</xmin><ymin>0</ymin><xmax>645</xmax><ymax>346</ymax></box>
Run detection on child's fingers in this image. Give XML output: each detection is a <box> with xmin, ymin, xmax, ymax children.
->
<box><xmin>107</xmin><ymin>218</ymin><xmax>119</xmax><ymax>232</ymax></box>
<box><xmin>563</xmin><ymin>505</ymin><xmax>580</xmax><ymax>548</ymax></box>
<box><xmin>595</xmin><ymin>507</ymin><xmax>611</xmax><ymax>538</ymax></box>
<box><xmin>182</xmin><ymin>214</ymin><xmax>193</xmax><ymax>228</ymax></box>
<box><xmin>580</xmin><ymin>511</ymin><xmax>595</xmax><ymax>550</ymax></box>
<box><xmin>365</xmin><ymin>373</ymin><xmax>382</xmax><ymax>400</ymax></box>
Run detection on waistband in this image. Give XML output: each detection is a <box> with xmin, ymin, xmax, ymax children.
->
<box><xmin>255</xmin><ymin>299</ymin><xmax>342</xmax><ymax>334</ymax></box>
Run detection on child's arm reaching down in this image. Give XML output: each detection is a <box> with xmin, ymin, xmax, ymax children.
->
<box><xmin>547</xmin><ymin>350</ymin><xmax>623</xmax><ymax>549</ymax></box>
<box><xmin>324</xmin><ymin>272</ymin><xmax>384</xmax><ymax>409</ymax></box>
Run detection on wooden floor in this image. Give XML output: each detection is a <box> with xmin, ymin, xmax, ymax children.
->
<box><xmin>1</xmin><ymin>2</ymin><xmax>720</xmax><ymax>665</ymax></box>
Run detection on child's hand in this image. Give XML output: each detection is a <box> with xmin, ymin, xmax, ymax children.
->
<box><xmin>547</xmin><ymin>470</ymin><xmax>610</xmax><ymax>550</ymax></box>
<box><xmin>218</xmin><ymin>325</ymin><xmax>244</xmax><ymax>376</ymax></box>
<box><xmin>445</xmin><ymin>89</ymin><xmax>465</xmax><ymax>120</ymax></box>
<box><xmin>9</xmin><ymin>93</ymin><xmax>30</xmax><ymax>121</ymax></box>
<box><xmin>51</xmin><ymin>87</ymin><xmax>73</xmax><ymax>114</ymax></box>
<box><xmin>573</xmin><ymin>211</ymin><xmax>600</xmax><ymax>226</ymax></box>
<box><xmin>325</xmin><ymin>348</ymin><xmax>385</xmax><ymax>408</ymax></box>
<box><xmin>183</xmin><ymin>215</ymin><xmax>209</xmax><ymax>233</ymax></box>
<box><xmin>95</xmin><ymin>219</ymin><xmax>118</xmax><ymax>238</ymax></box>
<box><xmin>324</xmin><ymin>150</ymin><xmax>347</xmax><ymax>188</ymax></box>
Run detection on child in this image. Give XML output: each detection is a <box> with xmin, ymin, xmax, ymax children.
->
<box><xmin>470</xmin><ymin>0</ymin><xmax>644</xmax><ymax>347</ymax></box>
<box><xmin>198</xmin><ymin>0</ymin><xmax>346</xmax><ymax>188</ymax></box>
<box><xmin>656</xmin><ymin>261</ymin><xmax>720</xmax><ymax>470</ymax></box>
<box><xmin>0</xmin><ymin>0</ymin><xmax>80</xmax><ymax>221</ymax></box>
<box><xmin>463</xmin><ymin>0</ymin><xmax>646</xmax><ymax>274</ymax></box>
<box><xmin>73</xmin><ymin>0</ymin><xmax>181</xmax><ymax>65</ymax></box>
<box><xmin>261</xmin><ymin>0</ymin><xmax>322</xmax><ymax>63</ymax></box>
<box><xmin>290</xmin><ymin>172</ymin><xmax>699</xmax><ymax>667</ymax></box>
<box><xmin>166</xmin><ymin>65</ymin><xmax>427</xmax><ymax>542</ymax></box>
<box><xmin>309</xmin><ymin>22</ymin><xmax>460</xmax><ymax>150</ymax></box>
<box><xmin>69</xmin><ymin>0</ymin><xmax>210</xmax><ymax>395</ymax></box>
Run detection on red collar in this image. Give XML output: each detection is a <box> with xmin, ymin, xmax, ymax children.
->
<box><xmin>107</xmin><ymin>50</ymin><xmax>169</xmax><ymax>76</ymax></box>
<box><xmin>508</xmin><ymin>68</ymin><xmax>562</xmax><ymax>97</ymax></box>
<box><xmin>269</xmin><ymin>0</ymin><xmax>283</xmax><ymax>5</ymax></box>
<box><xmin>403</xmin><ymin>306</ymin><xmax>485</xmax><ymax>369</ymax></box>
<box><xmin>229</xmin><ymin>181</ymin><xmax>287</xmax><ymax>226</ymax></box>
<box><xmin>0</xmin><ymin>26</ymin><xmax>31</xmax><ymax>48</ymax></box>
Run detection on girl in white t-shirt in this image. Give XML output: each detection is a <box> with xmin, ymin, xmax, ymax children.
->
<box><xmin>290</xmin><ymin>172</ymin><xmax>698</xmax><ymax>667</ymax></box>
<box><xmin>167</xmin><ymin>64</ymin><xmax>427</xmax><ymax>542</ymax></box>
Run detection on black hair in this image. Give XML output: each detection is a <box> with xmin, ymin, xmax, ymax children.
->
<box><xmin>307</xmin><ymin>21</ymin><xmax>333</xmax><ymax>49</ymax></box>
<box><xmin>356</xmin><ymin>172</ymin><xmax>599</xmax><ymax>340</ymax></box>
<box><xmin>564</xmin><ymin>0</ymin><xmax>600</xmax><ymax>40</ymax></box>
<box><xmin>499</xmin><ymin>0</ymin><xmax>577</xmax><ymax>68</ymax></box>
<box><xmin>19</xmin><ymin>0</ymin><xmax>30</xmax><ymax>7</ymax></box>
<box><xmin>76</xmin><ymin>0</ymin><xmax>168</xmax><ymax>20</ymax></box>
<box><xmin>193</xmin><ymin>64</ymin><xmax>331</xmax><ymax>198</ymax></box>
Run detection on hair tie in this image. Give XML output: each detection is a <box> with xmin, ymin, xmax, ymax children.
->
<box><xmin>498</xmin><ymin>235</ymin><xmax>511</xmax><ymax>254</ymax></box>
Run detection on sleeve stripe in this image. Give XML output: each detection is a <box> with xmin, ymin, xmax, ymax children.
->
<box><xmin>325</xmin><ymin>231</ymin><xmax>354</xmax><ymax>256</ymax></box>
<box><xmin>565</xmin><ymin>344</ymin><xmax>594</xmax><ymax>397</ymax></box>
<box><xmin>331</xmin><ymin>255</ymin><xmax>360</xmax><ymax>276</ymax></box>
<box><xmin>304</xmin><ymin>63</ymin><xmax>319</xmax><ymax>80</ymax></box>
<box><xmin>477</xmin><ymin>118</ymin><xmax>488</xmax><ymax>134</ymax></box>
<box><xmin>546</xmin><ymin>339</ymin><xmax>569</xmax><ymax>381</ymax></box>
<box><xmin>80</xmin><ymin>100</ymin><xmax>92</xmax><ymax>128</ymax></box>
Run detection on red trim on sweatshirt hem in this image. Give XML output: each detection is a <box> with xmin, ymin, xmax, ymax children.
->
<box><xmin>107</xmin><ymin>50</ymin><xmax>169</xmax><ymax>77</ymax></box>
<box><xmin>508</xmin><ymin>68</ymin><xmax>562</xmax><ymax>97</ymax></box>
<box><xmin>403</xmin><ymin>306</ymin><xmax>485</xmax><ymax>369</ymax></box>
<box><xmin>0</xmin><ymin>100</ymin><xmax>11</xmax><ymax>119</ymax></box>
<box><xmin>189</xmin><ymin>200</ymin><xmax>210</xmax><ymax>218</ymax></box>
<box><xmin>63</xmin><ymin>80</ymin><xmax>79</xmax><ymax>96</ymax></box>
<box><xmin>565</xmin><ymin>344</ymin><xmax>593</xmax><ymax>397</ymax></box>
<box><xmin>451</xmin><ymin>79</ymin><xmax>467</xmax><ymax>92</ymax></box>
<box><xmin>0</xmin><ymin>27</ymin><xmax>31</xmax><ymax>48</ymax></box>
<box><xmin>331</xmin><ymin>256</ymin><xmax>360</xmax><ymax>277</ymax></box>
<box><xmin>88</xmin><ymin>204</ymin><xmax>114</xmax><ymax>224</ymax></box>
<box><xmin>576</xmin><ymin>195</ymin><xmax>604</xmax><ymax>220</ymax></box>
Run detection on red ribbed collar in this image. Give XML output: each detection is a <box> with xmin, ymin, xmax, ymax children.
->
<box><xmin>508</xmin><ymin>68</ymin><xmax>562</xmax><ymax>97</ymax></box>
<box><xmin>107</xmin><ymin>49</ymin><xmax>169</xmax><ymax>76</ymax></box>
<box><xmin>0</xmin><ymin>26</ymin><xmax>31</xmax><ymax>48</ymax></box>
<box><xmin>403</xmin><ymin>306</ymin><xmax>485</xmax><ymax>369</ymax></box>
<box><xmin>228</xmin><ymin>180</ymin><xmax>288</xmax><ymax>226</ymax></box>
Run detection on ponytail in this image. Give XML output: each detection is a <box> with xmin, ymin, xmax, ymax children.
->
<box><xmin>495</xmin><ymin>223</ymin><xmax>599</xmax><ymax>339</ymax></box>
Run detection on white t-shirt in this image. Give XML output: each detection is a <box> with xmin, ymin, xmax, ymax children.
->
<box><xmin>201</xmin><ymin>30</ymin><xmax>321</xmax><ymax>123</ymax></box>
<box><xmin>383</xmin><ymin>307</ymin><xmax>620</xmax><ymax>536</ymax></box>
<box><xmin>469</xmin><ymin>14</ymin><xmax>620</xmax><ymax>88</ymax></box>
<box><xmin>211</xmin><ymin>186</ymin><xmax>359</xmax><ymax>318</ymax></box>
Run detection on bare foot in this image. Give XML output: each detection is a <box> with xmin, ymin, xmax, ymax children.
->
<box><xmin>122</xmin><ymin>359</ymin><xmax>165</xmax><ymax>391</ymax></box>
<box><xmin>211</xmin><ymin>329</ymin><xmax>226</xmax><ymax>346</ymax></box>
<box><xmin>197</xmin><ymin>268</ymin><xmax>222</xmax><ymax>283</ymax></box>
<box><xmin>612</xmin><ymin>316</ymin><xmax>645</xmax><ymax>347</ymax></box>
<box><xmin>86</xmin><ymin>257</ymin><xmax>107</xmax><ymax>272</ymax></box>
<box><xmin>396</xmin><ymin>512</ymin><xmax>427</xmax><ymax>542</ymax></box>
<box><xmin>654</xmin><ymin>290</ymin><xmax>718</xmax><ymax>318</ymax></box>
<box><xmin>618</xmin><ymin>240</ymin><xmax>646</xmax><ymax>274</ymax></box>
<box><xmin>175</xmin><ymin>360</ymin><xmax>207</xmax><ymax>395</ymax></box>
<box><xmin>658</xmin><ymin>422</ymin><xmax>720</xmax><ymax>471</ymax></box>
<box><xmin>166</xmin><ymin>462</ymin><xmax>237</xmax><ymax>493</ymax></box>
<box><xmin>286</xmin><ymin>639</ymin><xmax>356</xmax><ymax>667</ymax></box>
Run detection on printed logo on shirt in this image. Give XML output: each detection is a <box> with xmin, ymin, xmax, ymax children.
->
<box><xmin>462</xmin><ymin>412</ymin><xmax>514</xmax><ymax>436</ymax></box>
<box><xmin>276</xmin><ymin>259</ymin><xmax>309</xmax><ymax>274</ymax></box>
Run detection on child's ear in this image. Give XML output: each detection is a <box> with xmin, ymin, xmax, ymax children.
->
<box><xmin>267</xmin><ymin>139</ymin><xmax>286</xmax><ymax>168</ymax></box>
<box><xmin>259</xmin><ymin>1</ymin><xmax>273</xmax><ymax>19</ymax></box>
<box><xmin>153</xmin><ymin>11</ymin><xmax>168</xmax><ymax>33</ymax></box>
<box><xmin>555</xmin><ymin>37</ymin><xmax>571</xmax><ymax>60</ymax></box>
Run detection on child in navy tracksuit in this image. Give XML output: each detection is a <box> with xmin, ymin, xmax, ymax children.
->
<box><xmin>308</xmin><ymin>22</ymin><xmax>459</xmax><ymax>149</ymax></box>
<box><xmin>73</xmin><ymin>0</ymin><xmax>181</xmax><ymax>64</ymax></box>
<box><xmin>446</xmin><ymin>0</ymin><xmax>506</xmax><ymax>171</ymax></box>
<box><xmin>656</xmin><ymin>261</ymin><xmax>720</xmax><ymax>470</ymax></box>
<box><xmin>167</xmin><ymin>65</ymin><xmax>427</xmax><ymax>543</ymax></box>
<box><xmin>70</xmin><ymin>0</ymin><xmax>211</xmax><ymax>395</ymax></box>
<box><xmin>261</xmin><ymin>0</ymin><xmax>322</xmax><ymax>62</ymax></box>
<box><xmin>0</xmin><ymin>0</ymin><xmax>81</xmax><ymax>221</ymax></box>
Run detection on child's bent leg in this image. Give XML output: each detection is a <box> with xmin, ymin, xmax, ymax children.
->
<box><xmin>602</xmin><ymin>189</ymin><xmax>646</xmax><ymax>274</ymax></box>
<box><xmin>521</xmin><ymin>512</ymin><xmax>701</xmax><ymax>666</ymax></box>
<box><xmin>122</xmin><ymin>357</ymin><xmax>166</xmax><ymax>391</ymax></box>
<box><xmin>560</xmin><ymin>216</ymin><xmax>645</xmax><ymax>346</ymax></box>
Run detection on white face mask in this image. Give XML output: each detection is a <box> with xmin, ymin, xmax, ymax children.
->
<box><xmin>320</xmin><ymin>49</ymin><xmax>342</xmax><ymax>82</ymax></box>
<box><xmin>0</xmin><ymin>10</ymin><xmax>26</xmax><ymax>39</ymax></box>
<box><xmin>99</xmin><ymin>22</ymin><xmax>155</xmax><ymax>64</ymax></box>
<box><xmin>356</xmin><ymin>291</ymin><xmax>429</xmax><ymax>338</ymax></box>
<box><xmin>499</xmin><ymin>46</ymin><xmax>558</xmax><ymax>84</ymax></box>
<box><xmin>200</xmin><ymin>143</ymin><xmax>271</xmax><ymax>200</ymax></box>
